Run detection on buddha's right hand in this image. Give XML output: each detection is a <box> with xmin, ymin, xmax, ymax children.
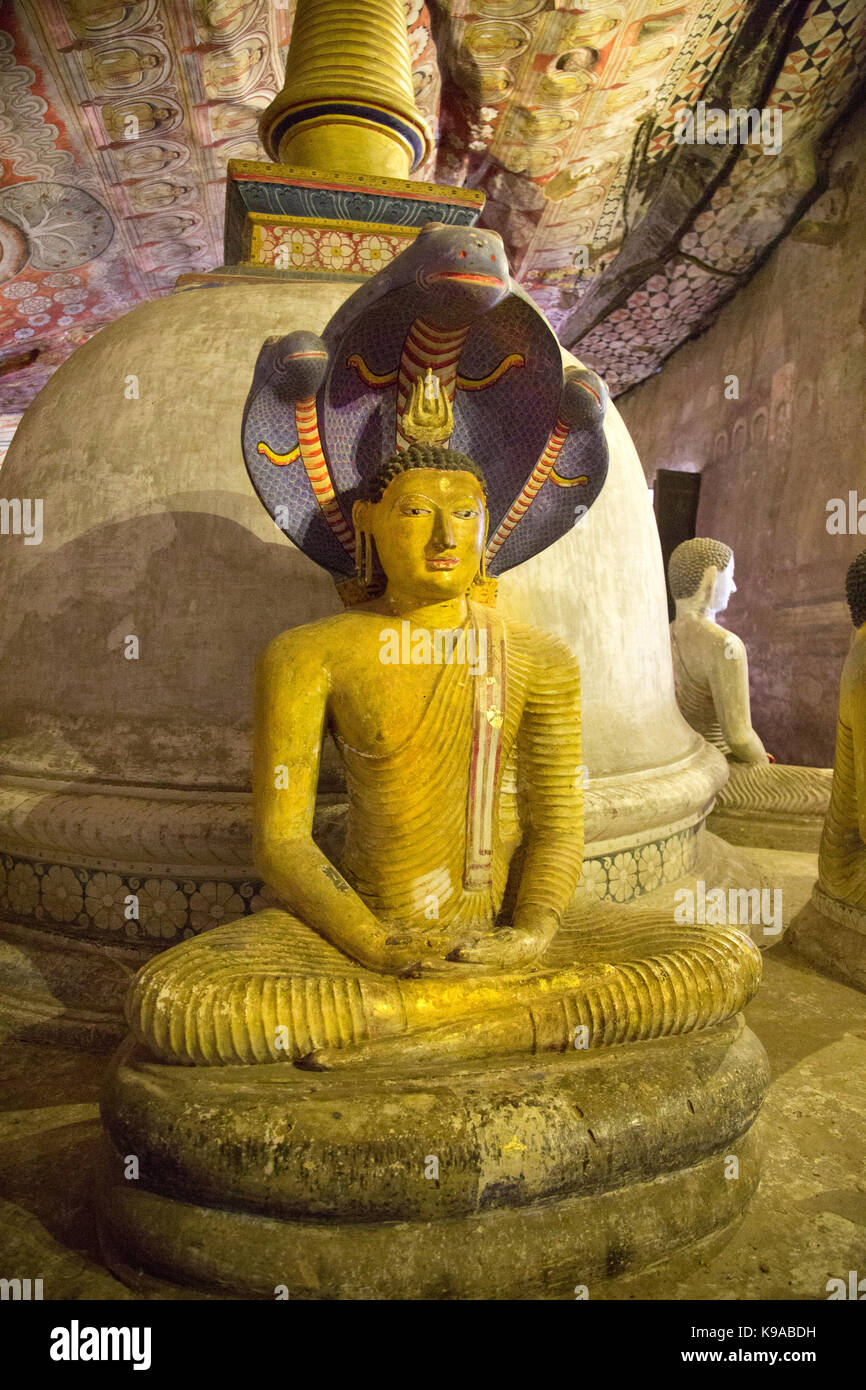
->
<box><xmin>325</xmin><ymin>925</ymin><xmax>420</xmax><ymax>976</ymax></box>
<box><xmin>353</xmin><ymin>932</ymin><xmax>426</xmax><ymax>976</ymax></box>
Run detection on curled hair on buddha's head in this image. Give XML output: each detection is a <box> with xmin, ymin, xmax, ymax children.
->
<box><xmin>845</xmin><ymin>549</ymin><xmax>866</xmax><ymax>628</ymax></box>
<box><xmin>668</xmin><ymin>537</ymin><xmax>733</xmax><ymax>600</ymax></box>
<box><xmin>359</xmin><ymin>443</ymin><xmax>487</xmax><ymax>504</ymax></box>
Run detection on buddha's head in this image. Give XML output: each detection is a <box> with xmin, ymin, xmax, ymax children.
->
<box><xmin>353</xmin><ymin>443</ymin><xmax>487</xmax><ymax>605</ymax></box>
<box><xmin>556</xmin><ymin>46</ymin><xmax>599</xmax><ymax>73</ymax></box>
<box><xmin>845</xmin><ymin>549</ymin><xmax>866</xmax><ymax>629</ymax></box>
<box><xmin>669</xmin><ymin>538</ymin><xmax>735</xmax><ymax>617</ymax></box>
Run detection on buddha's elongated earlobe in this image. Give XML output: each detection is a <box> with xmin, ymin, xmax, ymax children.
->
<box><xmin>364</xmin><ymin>529</ymin><xmax>374</xmax><ymax>587</ymax></box>
<box><xmin>354</xmin><ymin>526</ymin><xmax>374</xmax><ymax>587</ymax></box>
<box><xmin>477</xmin><ymin>509</ymin><xmax>489</xmax><ymax>583</ymax></box>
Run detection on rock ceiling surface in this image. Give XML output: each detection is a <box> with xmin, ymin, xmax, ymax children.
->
<box><xmin>0</xmin><ymin>0</ymin><xmax>864</xmax><ymax>416</ymax></box>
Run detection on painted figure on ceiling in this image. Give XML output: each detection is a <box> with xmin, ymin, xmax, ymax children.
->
<box><xmin>193</xmin><ymin>0</ymin><xmax>260</xmax><ymax>40</ymax></box>
<box><xmin>202</xmin><ymin>41</ymin><xmax>267</xmax><ymax>98</ymax></box>
<box><xmin>113</xmin><ymin>142</ymin><xmax>187</xmax><ymax>178</ymax></box>
<box><xmin>128</xmin><ymin>180</ymin><xmax>193</xmax><ymax>212</ymax></box>
<box><xmin>562</xmin><ymin>13</ymin><xmax>619</xmax><ymax>47</ymax></box>
<box><xmin>463</xmin><ymin>21</ymin><xmax>530</xmax><ymax>62</ymax></box>
<box><xmin>101</xmin><ymin>100</ymin><xmax>180</xmax><ymax>140</ymax></box>
<box><xmin>209</xmin><ymin>101</ymin><xmax>262</xmax><ymax>140</ymax></box>
<box><xmin>83</xmin><ymin>45</ymin><xmax>166</xmax><ymax>92</ymax></box>
<box><xmin>63</xmin><ymin>0</ymin><xmax>148</xmax><ymax>37</ymax></box>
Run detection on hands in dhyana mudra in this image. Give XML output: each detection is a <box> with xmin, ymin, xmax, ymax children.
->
<box><xmin>377</xmin><ymin>906</ymin><xmax>558</xmax><ymax>976</ymax></box>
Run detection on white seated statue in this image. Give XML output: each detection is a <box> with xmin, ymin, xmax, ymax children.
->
<box><xmin>668</xmin><ymin>538</ymin><xmax>830</xmax><ymax>850</ymax></box>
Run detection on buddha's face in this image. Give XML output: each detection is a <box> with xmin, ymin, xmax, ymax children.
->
<box><xmin>712</xmin><ymin>558</ymin><xmax>736</xmax><ymax>612</ymax></box>
<box><xmin>364</xmin><ymin>468</ymin><xmax>486</xmax><ymax>603</ymax></box>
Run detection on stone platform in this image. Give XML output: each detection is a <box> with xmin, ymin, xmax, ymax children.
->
<box><xmin>97</xmin><ymin>1019</ymin><xmax>767</xmax><ymax>1299</ymax></box>
<box><xmin>708</xmin><ymin>762</ymin><xmax>832</xmax><ymax>852</ymax></box>
<box><xmin>2</xmin><ymin>873</ymin><xmax>865</xmax><ymax>1300</ymax></box>
<box><xmin>788</xmin><ymin>887</ymin><xmax>866</xmax><ymax>994</ymax></box>
<box><xmin>4</xmin><ymin>847</ymin><xmax>853</xmax><ymax>1302</ymax></box>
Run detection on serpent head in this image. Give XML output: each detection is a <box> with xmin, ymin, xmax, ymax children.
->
<box><xmin>271</xmin><ymin>330</ymin><xmax>329</xmax><ymax>401</ymax></box>
<box><xmin>559</xmin><ymin>365</ymin><xmax>608</xmax><ymax>431</ymax></box>
<box><xmin>413</xmin><ymin>222</ymin><xmax>510</xmax><ymax>327</ymax></box>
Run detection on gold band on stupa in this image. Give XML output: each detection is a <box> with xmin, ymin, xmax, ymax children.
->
<box><xmin>259</xmin><ymin>0</ymin><xmax>433</xmax><ymax>178</ymax></box>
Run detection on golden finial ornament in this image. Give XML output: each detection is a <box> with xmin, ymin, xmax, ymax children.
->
<box><xmin>259</xmin><ymin>0</ymin><xmax>432</xmax><ymax>178</ymax></box>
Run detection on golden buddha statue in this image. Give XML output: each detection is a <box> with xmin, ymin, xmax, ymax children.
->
<box><xmin>789</xmin><ymin>550</ymin><xmax>866</xmax><ymax>990</ymax></box>
<box><xmin>101</xmin><ymin>399</ymin><xmax>767</xmax><ymax>1296</ymax></box>
<box><xmin>668</xmin><ymin>538</ymin><xmax>830</xmax><ymax>849</ymax></box>
<box><xmin>818</xmin><ymin>550</ymin><xmax>866</xmax><ymax>907</ymax></box>
<box><xmin>126</xmin><ymin>422</ymin><xmax>760</xmax><ymax>1071</ymax></box>
<box><xmin>96</xmin><ymin>0</ymin><xmax>769</xmax><ymax>1301</ymax></box>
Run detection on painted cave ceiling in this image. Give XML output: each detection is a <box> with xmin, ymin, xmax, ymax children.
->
<box><xmin>0</xmin><ymin>0</ymin><xmax>864</xmax><ymax>417</ymax></box>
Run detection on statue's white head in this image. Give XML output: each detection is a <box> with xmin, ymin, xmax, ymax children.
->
<box><xmin>668</xmin><ymin>538</ymin><xmax>735</xmax><ymax>619</ymax></box>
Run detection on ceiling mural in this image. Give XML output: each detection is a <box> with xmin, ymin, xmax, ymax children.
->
<box><xmin>0</xmin><ymin>0</ymin><xmax>864</xmax><ymax>417</ymax></box>
<box><xmin>0</xmin><ymin>0</ymin><xmax>297</xmax><ymax>413</ymax></box>
<box><xmin>556</xmin><ymin>0</ymin><xmax>866</xmax><ymax>388</ymax></box>
<box><xmin>431</xmin><ymin>0</ymin><xmax>749</xmax><ymax>280</ymax></box>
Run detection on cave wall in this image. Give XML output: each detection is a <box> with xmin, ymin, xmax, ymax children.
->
<box><xmin>617</xmin><ymin>101</ymin><xmax>866</xmax><ymax>767</ymax></box>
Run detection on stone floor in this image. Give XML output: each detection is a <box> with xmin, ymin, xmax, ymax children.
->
<box><xmin>1</xmin><ymin>847</ymin><xmax>864</xmax><ymax>1301</ymax></box>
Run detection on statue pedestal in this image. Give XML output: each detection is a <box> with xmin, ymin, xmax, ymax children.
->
<box><xmin>707</xmin><ymin>763</ymin><xmax>832</xmax><ymax>852</ymax></box>
<box><xmin>787</xmin><ymin>887</ymin><xmax>866</xmax><ymax>994</ymax></box>
<box><xmin>98</xmin><ymin>1019</ymin><xmax>768</xmax><ymax>1299</ymax></box>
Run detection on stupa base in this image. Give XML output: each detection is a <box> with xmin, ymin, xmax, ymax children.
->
<box><xmin>0</xmin><ymin>917</ymin><xmax>135</xmax><ymax>1050</ymax></box>
<box><xmin>98</xmin><ymin>1018</ymin><xmax>768</xmax><ymax>1300</ymax></box>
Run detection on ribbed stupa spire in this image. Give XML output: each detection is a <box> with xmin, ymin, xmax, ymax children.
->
<box><xmin>259</xmin><ymin>0</ymin><xmax>432</xmax><ymax>179</ymax></box>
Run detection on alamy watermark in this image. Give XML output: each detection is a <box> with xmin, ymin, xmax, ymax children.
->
<box><xmin>49</xmin><ymin>1322</ymin><xmax>151</xmax><ymax>1370</ymax></box>
<box><xmin>0</xmin><ymin>1276</ymin><xmax>43</xmax><ymax>1299</ymax></box>
<box><xmin>827</xmin><ymin>1270</ymin><xmax>866</xmax><ymax>1299</ymax></box>
<box><xmin>379</xmin><ymin>620</ymin><xmax>487</xmax><ymax>675</ymax></box>
<box><xmin>674</xmin><ymin>101</ymin><xmax>782</xmax><ymax>156</ymax></box>
<box><xmin>674</xmin><ymin>880</ymin><xmax>782</xmax><ymax>936</ymax></box>
<box><xmin>826</xmin><ymin>491</ymin><xmax>866</xmax><ymax>535</ymax></box>
<box><xmin>0</xmin><ymin>498</ymin><xmax>42</xmax><ymax>545</ymax></box>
